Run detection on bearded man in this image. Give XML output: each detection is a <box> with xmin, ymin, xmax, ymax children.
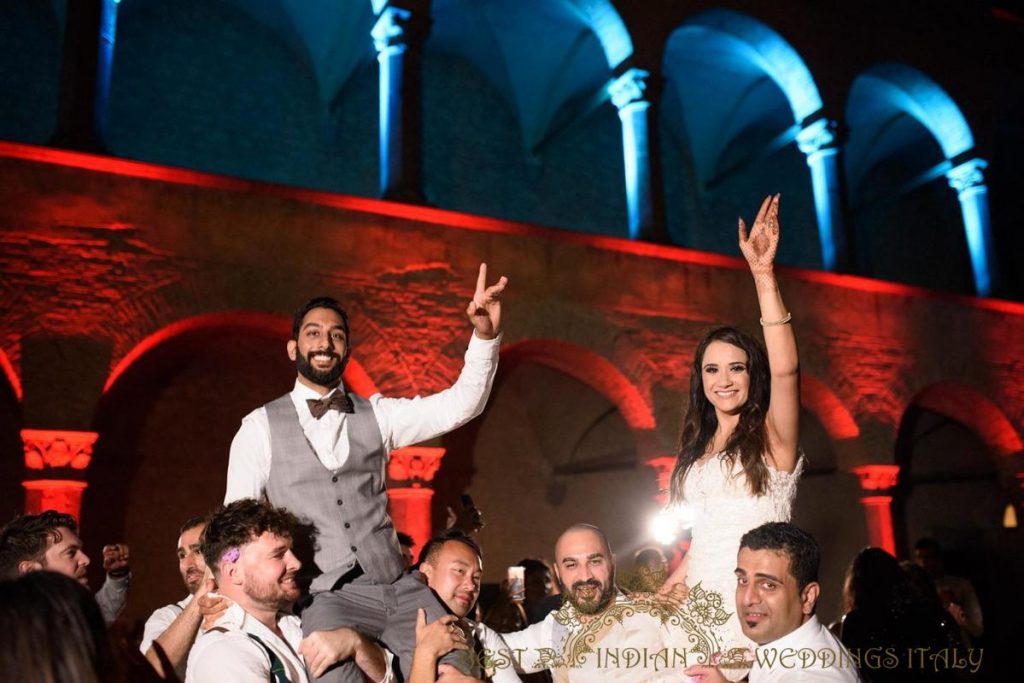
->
<box><xmin>501</xmin><ymin>524</ymin><xmax>694</xmax><ymax>683</ymax></box>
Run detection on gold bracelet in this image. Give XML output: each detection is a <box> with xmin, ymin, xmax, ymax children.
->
<box><xmin>760</xmin><ymin>312</ymin><xmax>792</xmax><ymax>327</ymax></box>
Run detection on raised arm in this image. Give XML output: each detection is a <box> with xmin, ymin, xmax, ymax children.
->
<box><xmin>739</xmin><ymin>195</ymin><xmax>799</xmax><ymax>472</ymax></box>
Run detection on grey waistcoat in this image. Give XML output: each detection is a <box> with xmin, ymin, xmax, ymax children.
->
<box><xmin>264</xmin><ymin>392</ymin><xmax>405</xmax><ymax>591</ymax></box>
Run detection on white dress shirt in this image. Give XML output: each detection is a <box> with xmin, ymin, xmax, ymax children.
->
<box><xmin>226</xmin><ymin>333</ymin><xmax>501</xmax><ymax>502</ymax></box>
<box><xmin>186</xmin><ymin>602</ymin><xmax>308</xmax><ymax>683</ymax></box>
<box><xmin>750</xmin><ymin>616</ymin><xmax>861</xmax><ymax>682</ymax></box>
<box><xmin>140</xmin><ymin>593</ymin><xmax>193</xmax><ymax>654</ymax></box>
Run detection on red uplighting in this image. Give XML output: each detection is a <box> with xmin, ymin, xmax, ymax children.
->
<box><xmin>801</xmin><ymin>374</ymin><xmax>860</xmax><ymax>440</ymax></box>
<box><xmin>102</xmin><ymin>311</ymin><xmax>380</xmax><ymax>396</ymax></box>
<box><xmin>0</xmin><ymin>348</ymin><xmax>22</xmax><ymax>401</ymax></box>
<box><xmin>3</xmin><ymin>140</ymin><xmax>1020</xmax><ymax>316</ymax></box>
<box><xmin>859</xmin><ymin>495</ymin><xmax>897</xmax><ymax>556</ymax></box>
<box><xmin>911</xmin><ymin>383</ymin><xmax>1023</xmax><ymax>456</ymax></box>
<box><xmin>501</xmin><ymin>339</ymin><xmax>656</xmax><ymax>430</ymax></box>
<box><xmin>23</xmin><ymin>479</ymin><xmax>88</xmax><ymax>522</ymax></box>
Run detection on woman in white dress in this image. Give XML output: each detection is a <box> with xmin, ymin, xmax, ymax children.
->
<box><xmin>661</xmin><ymin>195</ymin><xmax>802</xmax><ymax>677</ymax></box>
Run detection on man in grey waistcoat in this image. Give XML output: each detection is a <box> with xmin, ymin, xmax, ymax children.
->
<box><xmin>226</xmin><ymin>264</ymin><xmax>507</xmax><ymax>682</ymax></box>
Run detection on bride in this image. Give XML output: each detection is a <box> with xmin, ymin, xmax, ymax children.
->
<box><xmin>662</xmin><ymin>194</ymin><xmax>802</xmax><ymax>678</ymax></box>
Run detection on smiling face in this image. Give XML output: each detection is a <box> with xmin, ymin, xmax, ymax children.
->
<box><xmin>287</xmin><ymin>307</ymin><xmax>348</xmax><ymax>391</ymax></box>
<box><xmin>421</xmin><ymin>540</ymin><xmax>483</xmax><ymax>618</ymax></box>
<box><xmin>701</xmin><ymin>341</ymin><xmax>750</xmax><ymax>416</ymax></box>
<box><xmin>230</xmin><ymin>532</ymin><xmax>301</xmax><ymax>612</ymax></box>
<box><xmin>39</xmin><ymin>526</ymin><xmax>91</xmax><ymax>587</ymax></box>
<box><xmin>177</xmin><ymin>523</ymin><xmax>208</xmax><ymax>595</ymax></box>
<box><xmin>555</xmin><ymin>527</ymin><xmax>615</xmax><ymax>616</ymax></box>
<box><xmin>735</xmin><ymin>547</ymin><xmax>817</xmax><ymax>645</ymax></box>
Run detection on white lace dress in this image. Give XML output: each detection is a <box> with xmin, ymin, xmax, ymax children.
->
<box><xmin>681</xmin><ymin>452</ymin><xmax>803</xmax><ymax>675</ymax></box>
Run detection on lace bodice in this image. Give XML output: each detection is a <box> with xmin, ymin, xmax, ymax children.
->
<box><xmin>681</xmin><ymin>451</ymin><xmax>804</xmax><ymax>667</ymax></box>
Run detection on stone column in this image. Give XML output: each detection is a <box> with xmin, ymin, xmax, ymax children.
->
<box><xmin>21</xmin><ymin>429</ymin><xmax>98</xmax><ymax>522</ymax></box>
<box><xmin>796</xmin><ymin>118</ymin><xmax>848</xmax><ymax>271</ymax></box>
<box><xmin>644</xmin><ymin>455</ymin><xmax>677</xmax><ymax>506</ymax></box>
<box><xmin>609</xmin><ymin>68</ymin><xmax>666</xmax><ymax>242</ymax></box>
<box><xmin>946</xmin><ymin>158</ymin><xmax>998</xmax><ymax>297</ymax></box>
<box><xmin>852</xmin><ymin>464</ymin><xmax>900</xmax><ymax>555</ymax></box>
<box><xmin>50</xmin><ymin>0</ymin><xmax>121</xmax><ymax>152</ymax></box>
<box><xmin>372</xmin><ymin>5</ymin><xmax>430</xmax><ymax>203</ymax></box>
<box><xmin>387</xmin><ymin>446</ymin><xmax>446</xmax><ymax>558</ymax></box>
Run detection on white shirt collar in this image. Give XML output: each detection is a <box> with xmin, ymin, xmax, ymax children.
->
<box><xmin>290</xmin><ymin>378</ymin><xmax>346</xmax><ymax>401</ymax></box>
<box><xmin>755</xmin><ymin>615</ymin><xmax>821</xmax><ymax>655</ymax></box>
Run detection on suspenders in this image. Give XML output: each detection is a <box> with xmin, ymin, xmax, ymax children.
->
<box><xmin>206</xmin><ymin>626</ymin><xmax>294</xmax><ymax>683</ymax></box>
<box><xmin>245</xmin><ymin>633</ymin><xmax>291</xmax><ymax>683</ymax></box>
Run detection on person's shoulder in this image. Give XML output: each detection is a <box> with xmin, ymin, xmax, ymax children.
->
<box><xmin>145</xmin><ymin>601</ymin><xmax>185</xmax><ymax>625</ymax></box>
<box><xmin>191</xmin><ymin>627</ymin><xmax>258</xmax><ymax>660</ymax></box>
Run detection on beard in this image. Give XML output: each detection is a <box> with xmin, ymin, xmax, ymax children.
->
<box><xmin>184</xmin><ymin>569</ymin><xmax>204</xmax><ymax>594</ymax></box>
<box><xmin>561</xmin><ymin>577</ymin><xmax>615</xmax><ymax>615</ymax></box>
<box><xmin>244</xmin><ymin>572</ymin><xmax>300</xmax><ymax>611</ymax></box>
<box><xmin>296</xmin><ymin>349</ymin><xmax>346</xmax><ymax>387</ymax></box>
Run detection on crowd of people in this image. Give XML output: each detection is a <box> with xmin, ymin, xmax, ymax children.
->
<box><xmin>0</xmin><ymin>198</ymin><xmax>987</xmax><ymax>682</ymax></box>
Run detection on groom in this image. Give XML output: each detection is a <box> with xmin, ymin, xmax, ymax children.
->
<box><xmin>226</xmin><ymin>264</ymin><xmax>507</xmax><ymax>681</ymax></box>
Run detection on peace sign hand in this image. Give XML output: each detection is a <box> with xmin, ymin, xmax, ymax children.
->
<box><xmin>738</xmin><ymin>194</ymin><xmax>781</xmax><ymax>275</ymax></box>
<box><xmin>465</xmin><ymin>263</ymin><xmax>508</xmax><ymax>340</ymax></box>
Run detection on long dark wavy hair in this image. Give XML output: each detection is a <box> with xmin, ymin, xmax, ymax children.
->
<box><xmin>670</xmin><ymin>326</ymin><xmax>772</xmax><ymax>500</ymax></box>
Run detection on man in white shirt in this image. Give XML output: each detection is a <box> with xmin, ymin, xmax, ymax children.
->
<box><xmin>501</xmin><ymin>524</ymin><xmax>693</xmax><ymax>682</ymax></box>
<box><xmin>685</xmin><ymin>523</ymin><xmax>860</xmax><ymax>682</ymax></box>
<box><xmin>411</xmin><ymin>530</ymin><xmax>521</xmax><ymax>683</ymax></box>
<box><xmin>141</xmin><ymin>514</ymin><xmax>231</xmax><ymax>678</ymax></box>
<box><xmin>226</xmin><ymin>265</ymin><xmax>507</xmax><ymax>682</ymax></box>
<box><xmin>0</xmin><ymin>509</ymin><xmax>131</xmax><ymax>624</ymax></box>
<box><xmin>187</xmin><ymin>499</ymin><xmax>390</xmax><ymax>683</ymax></box>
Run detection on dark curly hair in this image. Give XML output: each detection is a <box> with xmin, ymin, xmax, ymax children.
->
<box><xmin>670</xmin><ymin>326</ymin><xmax>773</xmax><ymax>500</ymax></box>
<box><xmin>0</xmin><ymin>510</ymin><xmax>79</xmax><ymax>579</ymax></box>
<box><xmin>201</xmin><ymin>499</ymin><xmax>299</xmax><ymax>576</ymax></box>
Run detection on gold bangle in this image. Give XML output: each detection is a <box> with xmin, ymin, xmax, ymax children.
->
<box><xmin>760</xmin><ymin>312</ymin><xmax>792</xmax><ymax>327</ymax></box>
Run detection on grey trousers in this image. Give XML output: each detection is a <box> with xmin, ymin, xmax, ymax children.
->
<box><xmin>301</xmin><ymin>571</ymin><xmax>478</xmax><ymax>682</ymax></box>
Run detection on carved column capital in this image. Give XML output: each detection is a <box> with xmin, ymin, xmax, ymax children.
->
<box><xmin>372</xmin><ymin>6</ymin><xmax>428</xmax><ymax>53</ymax></box>
<box><xmin>796</xmin><ymin>118</ymin><xmax>839</xmax><ymax>156</ymax></box>
<box><xmin>946</xmin><ymin>158</ymin><xmax>987</xmax><ymax>194</ymax></box>
<box><xmin>609</xmin><ymin>68</ymin><xmax>652</xmax><ymax>112</ymax></box>
<box><xmin>387</xmin><ymin>446</ymin><xmax>446</xmax><ymax>485</ymax></box>
<box><xmin>851</xmin><ymin>464</ymin><xmax>900</xmax><ymax>491</ymax></box>
<box><xmin>22</xmin><ymin>429</ymin><xmax>98</xmax><ymax>471</ymax></box>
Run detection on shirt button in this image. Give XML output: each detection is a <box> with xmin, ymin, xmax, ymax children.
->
<box><xmin>344</xmin><ymin>522</ymin><xmax>351</xmax><ymax>529</ymax></box>
<box><xmin>350</xmin><ymin>546</ymin><xmax>357</xmax><ymax>553</ymax></box>
<box><xmin>336</xmin><ymin>499</ymin><xmax>343</xmax><ymax>506</ymax></box>
<box><xmin>332</xmin><ymin>476</ymin><xmax>338</xmax><ymax>483</ymax></box>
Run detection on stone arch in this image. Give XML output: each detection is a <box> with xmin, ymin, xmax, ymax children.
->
<box><xmin>800</xmin><ymin>372</ymin><xmax>860</xmax><ymax>442</ymax></box>
<box><xmin>660</xmin><ymin>9</ymin><xmax>824</xmax><ymax>267</ymax></box>
<box><xmin>107</xmin><ymin>0</ymin><xmax>329</xmax><ymax>191</ymax></box>
<box><xmin>0</xmin><ymin>347</ymin><xmax>21</xmax><ymax>402</ymax></box>
<box><xmin>845</xmin><ymin>63</ymin><xmax>994</xmax><ymax>294</ymax></box>
<box><xmin>424</xmin><ymin>0</ymin><xmax>626</xmax><ymax>235</ymax></box>
<box><xmin>893</xmin><ymin>381</ymin><xmax>1021</xmax><ymax>626</ymax></box>
<box><xmin>0</xmin><ymin>347</ymin><xmax>23</xmax><ymax>517</ymax></box>
<box><xmin>437</xmin><ymin>337</ymin><xmax>662</xmax><ymax>578</ymax></box>
<box><xmin>0</xmin><ymin>0</ymin><xmax>62</xmax><ymax>143</ymax></box>
<box><xmin>103</xmin><ymin>311</ymin><xmax>379</xmax><ymax>397</ymax></box>
<box><xmin>907</xmin><ymin>382</ymin><xmax>1022</xmax><ymax>461</ymax></box>
<box><xmin>501</xmin><ymin>338</ymin><xmax>655</xmax><ymax>434</ymax></box>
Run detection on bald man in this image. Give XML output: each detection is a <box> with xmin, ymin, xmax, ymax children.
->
<box><xmin>501</xmin><ymin>524</ymin><xmax>695</xmax><ymax>682</ymax></box>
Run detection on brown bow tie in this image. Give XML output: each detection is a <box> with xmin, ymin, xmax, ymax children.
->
<box><xmin>307</xmin><ymin>391</ymin><xmax>354</xmax><ymax>419</ymax></box>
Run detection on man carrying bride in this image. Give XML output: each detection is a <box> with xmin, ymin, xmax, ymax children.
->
<box><xmin>661</xmin><ymin>195</ymin><xmax>803</xmax><ymax>681</ymax></box>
